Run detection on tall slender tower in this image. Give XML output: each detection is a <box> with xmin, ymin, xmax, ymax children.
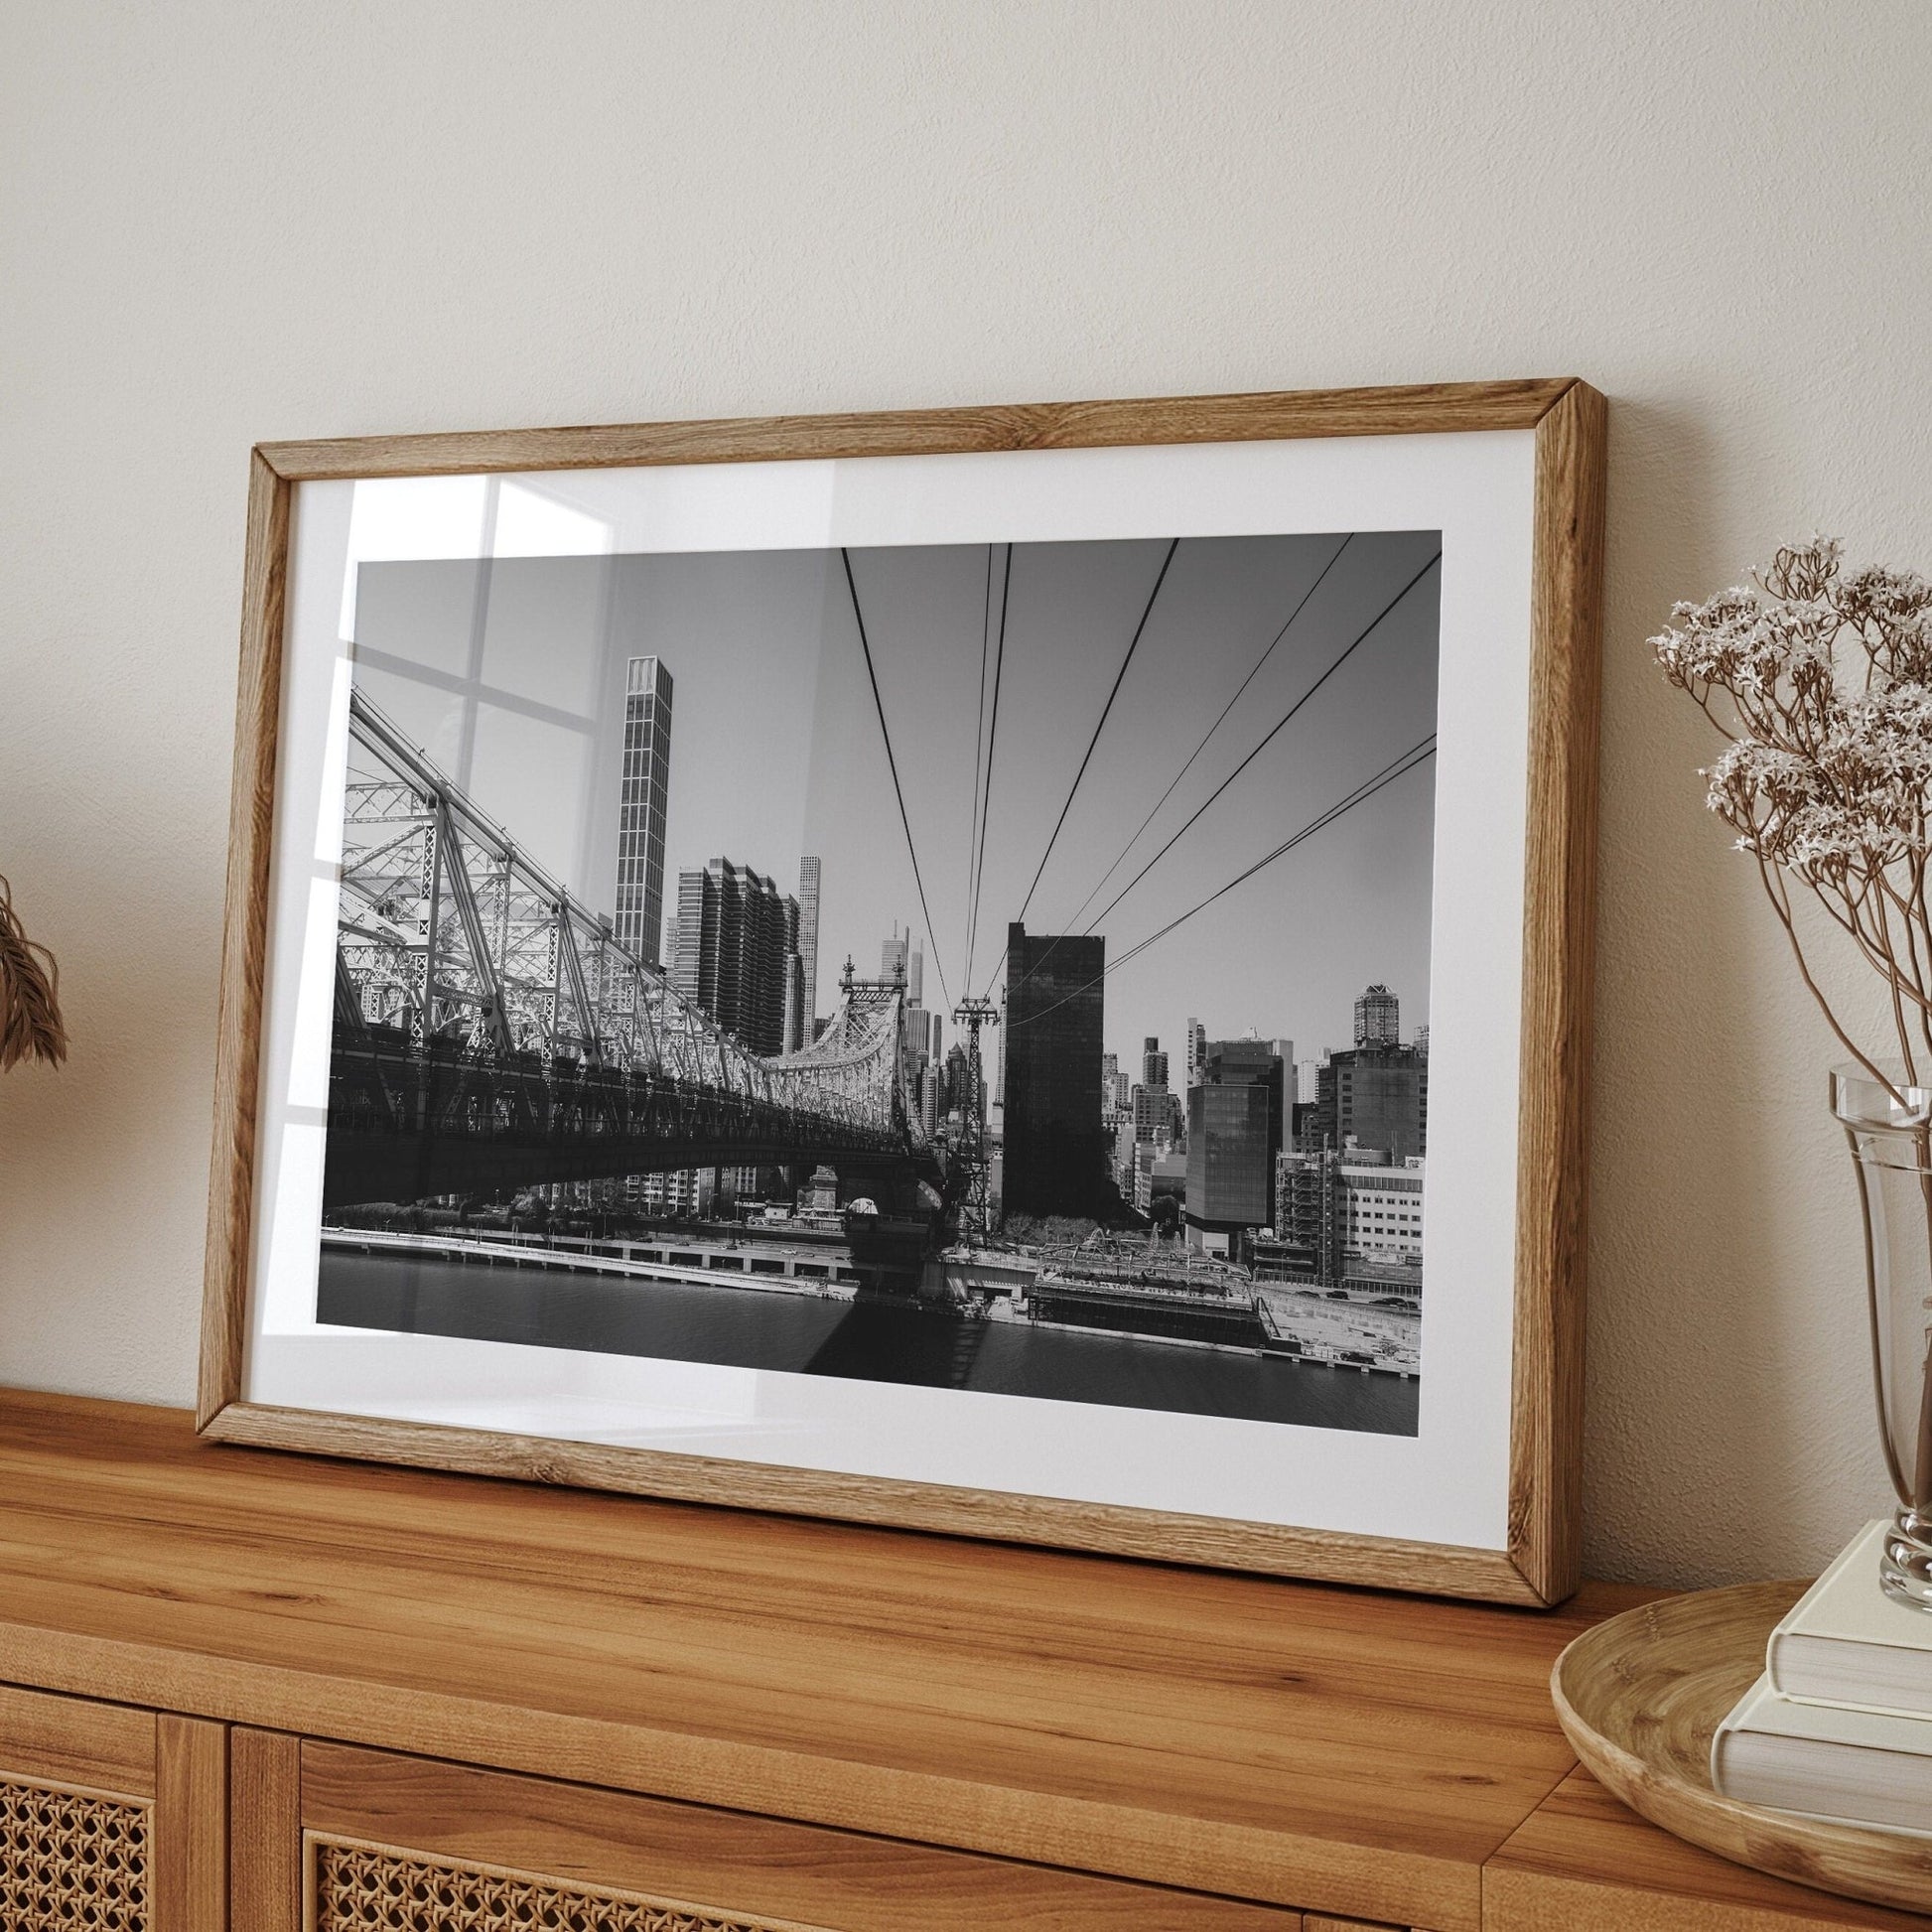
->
<box><xmin>796</xmin><ymin>856</ymin><xmax>821</xmax><ymax>1034</ymax></box>
<box><xmin>614</xmin><ymin>656</ymin><xmax>673</xmax><ymax>964</ymax></box>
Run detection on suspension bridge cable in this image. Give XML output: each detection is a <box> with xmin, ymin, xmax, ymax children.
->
<box><xmin>963</xmin><ymin>541</ymin><xmax>1013</xmax><ymax>997</ymax></box>
<box><xmin>978</xmin><ymin>536</ymin><xmax>1179</xmax><ymax>997</ymax></box>
<box><xmin>1004</xmin><ymin>531</ymin><xmax>1355</xmax><ymax>1004</ymax></box>
<box><xmin>1070</xmin><ymin>547</ymin><xmax>1441</xmax><ymax>946</ymax></box>
<box><xmin>961</xmin><ymin>542</ymin><xmax>995</xmax><ymax>988</ymax></box>
<box><xmin>1006</xmin><ymin>735</ymin><xmax>1439</xmax><ymax>1032</ymax></box>
<box><xmin>840</xmin><ymin>547</ymin><xmax>954</xmax><ymax>1014</ymax></box>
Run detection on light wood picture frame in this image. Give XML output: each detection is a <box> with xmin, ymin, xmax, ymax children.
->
<box><xmin>199</xmin><ymin>380</ymin><xmax>1606</xmax><ymax>1606</ymax></box>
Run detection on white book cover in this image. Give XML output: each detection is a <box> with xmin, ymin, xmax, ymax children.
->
<box><xmin>1712</xmin><ymin>1676</ymin><xmax>1932</xmax><ymax>1839</ymax></box>
<box><xmin>1767</xmin><ymin>1519</ymin><xmax>1932</xmax><ymax>1718</ymax></box>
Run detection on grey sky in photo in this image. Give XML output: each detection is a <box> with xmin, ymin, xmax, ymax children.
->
<box><xmin>351</xmin><ymin>529</ymin><xmax>1440</xmax><ymax>1070</ymax></box>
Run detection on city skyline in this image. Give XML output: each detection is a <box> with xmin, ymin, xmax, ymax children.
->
<box><xmin>350</xmin><ymin>531</ymin><xmax>1439</xmax><ymax>1065</ymax></box>
<box><xmin>324</xmin><ymin>534</ymin><xmax>1434</xmax><ymax>1429</ymax></box>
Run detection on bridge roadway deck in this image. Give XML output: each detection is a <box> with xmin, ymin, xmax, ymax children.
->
<box><xmin>324</xmin><ymin>1035</ymin><xmax>929</xmax><ymax>1207</ymax></box>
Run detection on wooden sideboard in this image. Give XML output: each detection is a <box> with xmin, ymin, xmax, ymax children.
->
<box><xmin>0</xmin><ymin>1391</ymin><xmax>1922</xmax><ymax>1931</ymax></box>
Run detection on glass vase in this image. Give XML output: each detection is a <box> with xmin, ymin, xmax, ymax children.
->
<box><xmin>1835</xmin><ymin>1064</ymin><xmax>1932</xmax><ymax>1607</ymax></box>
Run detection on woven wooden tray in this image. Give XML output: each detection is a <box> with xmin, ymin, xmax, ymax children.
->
<box><xmin>1552</xmin><ymin>1581</ymin><xmax>1932</xmax><ymax>1915</ymax></box>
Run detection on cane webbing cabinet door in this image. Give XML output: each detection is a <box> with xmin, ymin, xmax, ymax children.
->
<box><xmin>0</xmin><ymin>1682</ymin><xmax>224</xmax><ymax>1932</ymax></box>
<box><xmin>265</xmin><ymin>1735</ymin><xmax>1302</xmax><ymax>1931</ymax></box>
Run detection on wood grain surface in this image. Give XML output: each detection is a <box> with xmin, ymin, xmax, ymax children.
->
<box><xmin>198</xmin><ymin>447</ymin><xmax>288</xmax><ymax>1431</ymax></box>
<box><xmin>230</xmin><ymin>1727</ymin><xmax>301</xmax><ymax>1932</ymax></box>
<box><xmin>154</xmin><ymin>1715</ymin><xmax>226</xmax><ymax>1932</ymax></box>
<box><xmin>1487</xmin><ymin>1768</ymin><xmax>1931</xmax><ymax>1930</ymax></box>
<box><xmin>197</xmin><ymin>377</ymin><xmax>1605</xmax><ymax>1609</ymax></box>
<box><xmin>0</xmin><ymin>1392</ymin><xmax>1644</xmax><ymax>1932</ymax></box>
<box><xmin>1552</xmin><ymin>1585</ymin><xmax>1932</xmax><ymax>1917</ymax></box>
<box><xmin>204</xmin><ymin>1398</ymin><xmax>1548</xmax><ymax>1604</ymax></box>
<box><xmin>301</xmin><ymin>1739</ymin><xmax>1301</xmax><ymax>1929</ymax></box>
<box><xmin>254</xmin><ymin>380</ymin><xmax>1574</xmax><ymax>481</ymax></box>
<box><xmin>0</xmin><ymin>1681</ymin><xmax>154</xmax><ymax>1799</ymax></box>
<box><xmin>1509</xmin><ymin>378</ymin><xmax>1607</xmax><ymax>1605</ymax></box>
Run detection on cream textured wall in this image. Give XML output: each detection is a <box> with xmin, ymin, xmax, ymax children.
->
<box><xmin>3</xmin><ymin>1</ymin><xmax>1927</xmax><ymax>1588</ymax></box>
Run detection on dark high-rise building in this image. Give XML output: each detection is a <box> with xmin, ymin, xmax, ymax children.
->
<box><xmin>1001</xmin><ymin>922</ymin><xmax>1111</xmax><ymax>1219</ymax></box>
<box><xmin>1354</xmin><ymin>982</ymin><xmax>1401</xmax><ymax>1048</ymax></box>
<box><xmin>1314</xmin><ymin>1043</ymin><xmax>1428</xmax><ymax>1162</ymax></box>
<box><xmin>1184</xmin><ymin>1039</ymin><xmax>1286</xmax><ymax>1249</ymax></box>
<box><xmin>796</xmin><ymin>856</ymin><xmax>821</xmax><ymax>1033</ymax></box>
<box><xmin>1142</xmin><ymin>1036</ymin><xmax>1169</xmax><ymax>1088</ymax></box>
<box><xmin>614</xmin><ymin>656</ymin><xmax>673</xmax><ymax>964</ymax></box>
<box><xmin>781</xmin><ymin>952</ymin><xmax>805</xmax><ymax>1055</ymax></box>
<box><xmin>670</xmin><ymin>857</ymin><xmax>800</xmax><ymax>1056</ymax></box>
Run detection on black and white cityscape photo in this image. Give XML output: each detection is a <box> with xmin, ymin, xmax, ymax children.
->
<box><xmin>317</xmin><ymin>528</ymin><xmax>1440</xmax><ymax>1436</ymax></box>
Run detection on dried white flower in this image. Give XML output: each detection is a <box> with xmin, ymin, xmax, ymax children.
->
<box><xmin>1656</xmin><ymin>539</ymin><xmax>1932</xmax><ymax>1083</ymax></box>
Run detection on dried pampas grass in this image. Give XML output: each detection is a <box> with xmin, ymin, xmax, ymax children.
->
<box><xmin>0</xmin><ymin>875</ymin><xmax>67</xmax><ymax>1071</ymax></box>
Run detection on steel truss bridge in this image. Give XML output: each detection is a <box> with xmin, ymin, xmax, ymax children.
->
<box><xmin>324</xmin><ymin>691</ymin><xmax>934</xmax><ymax>1209</ymax></box>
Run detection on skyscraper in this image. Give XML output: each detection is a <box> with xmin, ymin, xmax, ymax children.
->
<box><xmin>1133</xmin><ymin>1037</ymin><xmax>1172</xmax><ymax>1148</ymax></box>
<box><xmin>1314</xmin><ymin>1043</ymin><xmax>1428</xmax><ymax>1162</ymax></box>
<box><xmin>796</xmin><ymin>856</ymin><xmax>821</xmax><ymax>1034</ymax></box>
<box><xmin>614</xmin><ymin>656</ymin><xmax>673</xmax><ymax>964</ymax></box>
<box><xmin>1354</xmin><ymin>983</ymin><xmax>1401</xmax><ymax>1048</ymax></box>
<box><xmin>670</xmin><ymin>857</ymin><xmax>801</xmax><ymax>1056</ymax></box>
<box><xmin>1184</xmin><ymin>1019</ymin><xmax>1205</xmax><ymax>1086</ymax></box>
<box><xmin>1184</xmin><ymin>1038</ymin><xmax>1287</xmax><ymax>1253</ymax></box>
<box><xmin>1001</xmin><ymin>923</ymin><xmax>1111</xmax><ymax>1219</ymax></box>
<box><xmin>882</xmin><ymin>929</ymin><xmax>929</xmax><ymax>1062</ymax></box>
<box><xmin>781</xmin><ymin>951</ymin><xmax>805</xmax><ymax>1055</ymax></box>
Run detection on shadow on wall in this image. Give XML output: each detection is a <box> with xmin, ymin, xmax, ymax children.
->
<box><xmin>0</xmin><ymin>866</ymin><xmax>221</xmax><ymax>1403</ymax></box>
<box><xmin>1582</xmin><ymin>393</ymin><xmax>1890</xmax><ymax>1587</ymax></box>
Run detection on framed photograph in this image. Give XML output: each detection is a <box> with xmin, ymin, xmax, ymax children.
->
<box><xmin>200</xmin><ymin>381</ymin><xmax>1604</xmax><ymax>1606</ymax></box>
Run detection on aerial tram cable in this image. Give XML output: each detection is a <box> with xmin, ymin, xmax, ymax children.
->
<box><xmin>979</xmin><ymin>536</ymin><xmax>1179</xmax><ymax>998</ymax></box>
<box><xmin>961</xmin><ymin>543</ymin><xmax>995</xmax><ymax>989</ymax></box>
<box><xmin>840</xmin><ymin>547</ymin><xmax>953</xmax><ymax>1015</ymax></box>
<box><xmin>1005</xmin><ymin>733</ymin><xmax>1439</xmax><ymax>1033</ymax></box>
<box><xmin>1068</xmin><ymin>548</ymin><xmax>1441</xmax><ymax>946</ymax></box>
<box><xmin>964</xmin><ymin>542</ymin><xmax>1013</xmax><ymax>999</ymax></box>
<box><xmin>1005</xmin><ymin>531</ymin><xmax>1355</xmax><ymax>1002</ymax></box>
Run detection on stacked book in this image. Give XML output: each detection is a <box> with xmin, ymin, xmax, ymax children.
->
<box><xmin>1713</xmin><ymin>1520</ymin><xmax>1932</xmax><ymax>1837</ymax></box>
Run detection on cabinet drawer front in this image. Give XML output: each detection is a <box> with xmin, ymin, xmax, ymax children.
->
<box><xmin>302</xmin><ymin>1741</ymin><xmax>1298</xmax><ymax>1931</ymax></box>
<box><xmin>0</xmin><ymin>1684</ymin><xmax>157</xmax><ymax>1931</ymax></box>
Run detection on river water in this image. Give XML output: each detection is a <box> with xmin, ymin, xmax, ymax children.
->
<box><xmin>317</xmin><ymin>1248</ymin><xmax>1419</xmax><ymax>1436</ymax></box>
